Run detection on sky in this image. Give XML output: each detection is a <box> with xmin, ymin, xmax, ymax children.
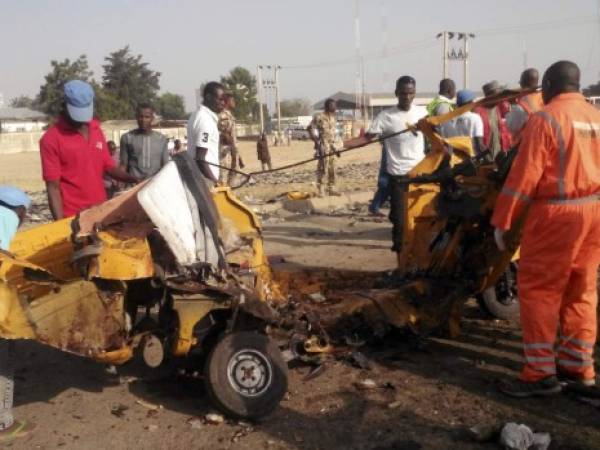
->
<box><xmin>1</xmin><ymin>0</ymin><xmax>600</xmax><ymax>111</ymax></box>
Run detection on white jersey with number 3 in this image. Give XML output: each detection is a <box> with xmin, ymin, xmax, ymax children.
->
<box><xmin>186</xmin><ymin>105</ymin><xmax>220</xmax><ymax>180</ymax></box>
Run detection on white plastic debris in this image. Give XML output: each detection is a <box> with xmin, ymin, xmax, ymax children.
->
<box><xmin>205</xmin><ymin>413</ymin><xmax>225</xmax><ymax>425</ymax></box>
<box><xmin>354</xmin><ymin>378</ymin><xmax>378</xmax><ymax>390</ymax></box>
<box><xmin>499</xmin><ymin>422</ymin><xmax>551</xmax><ymax>450</ymax></box>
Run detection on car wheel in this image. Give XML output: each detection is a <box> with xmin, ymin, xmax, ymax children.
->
<box><xmin>477</xmin><ymin>262</ymin><xmax>520</xmax><ymax>320</ymax></box>
<box><xmin>204</xmin><ymin>331</ymin><xmax>288</xmax><ymax>419</ymax></box>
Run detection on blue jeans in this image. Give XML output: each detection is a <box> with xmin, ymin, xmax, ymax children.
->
<box><xmin>369</xmin><ymin>147</ymin><xmax>390</xmax><ymax>213</ymax></box>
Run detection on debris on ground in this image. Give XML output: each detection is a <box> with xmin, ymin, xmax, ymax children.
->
<box><xmin>348</xmin><ymin>350</ymin><xmax>372</xmax><ymax>370</ymax></box>
<box><xmin>204</xmin><ymin>413</ymin><xmax>225</xmax><ymax>425</ymax></box>
<box><xmin>466</xmin><ymin>423</ymin><xmax>501</xmax><ymax>443</ymax></box>
<box><xmin>187</xmin><ymin>418</ymin><xmax>204</xmax><ymax>430</ymax></box>
<box><xmin>135</xmin><ymin>399</ymin><xmax>163</xmax><ymax>411</ymax></box>
<box><xmin>499</xmin><ymin>422</ymin><xmax>551</xmax><ymax>450</ymax></box>
<box><xmin>302</xmin><ymin>364</ymin><xmax>326</xmax><ymax>382</ymax></box>
<box><xmin>354</xmin><ymin>378</ymin><xmax>378</xmax><ymax>390</ymax></box>
<box><xmin>144</xmin><ymin>424</ymin><xmax>159</xmax><ymax>432</ymax></box>
<box><xmin>308</xmin><ymin>292</ymin><xmax>327</xmax><ymax>303</ymax></box>
<box><xmin>110</xmin><ymin>404</ymin><xmax>129</xmax><ymax>418</ymax></box>
<box><xmin>118</xmin><ymin>375</ymin><xmax>139</xmax><ymax>384</ymax></box>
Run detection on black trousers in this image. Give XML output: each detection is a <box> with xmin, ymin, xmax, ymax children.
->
<box><xmin>388</xmin><ymin>175</ymin><xmax>408</xmax><ymax>253</ymax></box>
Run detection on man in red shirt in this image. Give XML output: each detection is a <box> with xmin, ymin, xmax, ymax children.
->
<box><xmin>40</xmin><ymin>80</ymin><xmax>138</xmax><ymax>219</ymax></box>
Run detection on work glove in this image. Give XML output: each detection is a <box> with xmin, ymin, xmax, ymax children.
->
<box><xmin>494</xmin><ymin>227</ymin><xmax>507</xmax><ymax>251</ymax></box>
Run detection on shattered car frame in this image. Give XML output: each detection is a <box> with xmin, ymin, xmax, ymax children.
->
<box><xmin>0</xmin><ymin>152</ymin><xmax>287</xmax><ymax>419</ymax></box>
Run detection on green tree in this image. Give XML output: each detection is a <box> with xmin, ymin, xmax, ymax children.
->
<box><xmin>102</xmin><ymin>46</ymin><xmax>161</xmax><ymax>118</ymax></box>
<box><xmin>280</xmin><ymin>98</ymin><xmax>312</xmax><ymax>117</ymax></box>
<box><xmin>36</xmin><ymin>55</ymin><xmax>93</xmax><ymax>116</ymax></box>
<box><xmin>9</xmin><ymin>95</ymin><xmax>35</xmax><ymax>109</ymax></box>
<box><xmin>155</xmin><ymin>92</ymin><xmax>186</xmax><ymax>120</ymax></box>
<box><xmin>584</xmin><ymin>82</ymin><xmax>600</xmax><ymax>96</ymax></box>
<box><xmin>220</xmin><ymin>67</ymin><xmax>258</xmax><ymax>122</ymax></box>
<box><xmin>92</xmin><ymin>82</ymin><xmax>132</xmax><ymax>121</ymax></box>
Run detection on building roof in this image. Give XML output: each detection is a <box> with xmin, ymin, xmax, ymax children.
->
<box><xmin>313</xmin><ymin>92</ymin><xmax>359</xmax><ymax>110</ymax></box>
<box><xmin>0</xmin><ymin>107</ymin><xmax>46</xmax><ymax>121</ymax></box>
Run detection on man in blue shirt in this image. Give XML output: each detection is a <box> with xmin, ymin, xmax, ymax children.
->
<box><xmin>0</xmin><ymin>186</ymin><xmax>35</xmax><ymax>443</ymax></box>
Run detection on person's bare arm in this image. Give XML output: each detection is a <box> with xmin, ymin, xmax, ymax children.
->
<box><xmin>196</xmin><ymin>147</ymin><xmax>218</xmax><ymax>183</ymax></box>
<box><xmin>343</xmin><ymin>132</ymin><xmax>377</xmax><ymax>149</ymax></box>
<box><xmin>46</xmin><ymin>180</ymin><xmax>64</xmax><ymax>220</ymax></box>
<box><xmin>105</xmin><ymin>166</ymin><xmax>140</xmax><ymax>183</ymax></box>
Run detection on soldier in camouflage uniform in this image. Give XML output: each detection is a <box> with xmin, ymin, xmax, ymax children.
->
<box><xmin>307</xmin><ymin>98</ymin><xmax>341</xmax><ymax>196</ymax></box>
<box><xmin>217</xmin><ymin>93</ymin><xmax>239</xmax><ymax>186</ymax></box>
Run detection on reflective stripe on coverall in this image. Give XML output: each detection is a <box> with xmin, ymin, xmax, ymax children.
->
<box><xmin>492</xmin><ymin>92</ymin><xmax>600</xmax><ymax>382</ymax></box>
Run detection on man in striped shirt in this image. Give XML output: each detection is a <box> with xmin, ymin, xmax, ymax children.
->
<box><xmin>120</xmin><ymin>103</ymin><xmax>169</xmax><ymax>180</ymax></box>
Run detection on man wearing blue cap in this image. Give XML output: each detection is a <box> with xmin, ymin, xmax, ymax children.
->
<box><xmin>0</xmin><ymin>186</ymin><xmax>35</xmax><ymax>442</ymax></box>
<box><xmin>447</xmin><ymin>89</ymin><xmax>485</xmax><ymax>154</ymax></box>
<box><xmin>40</xmin><ymin>80</ymin><xmax>139</xmax><ymax>220</ymax></box>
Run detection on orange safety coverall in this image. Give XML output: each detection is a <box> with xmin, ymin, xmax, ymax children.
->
<box><xmin>512</xmin><ymin>92</ymin><xmax>545</xmax><ymax>146</ymax></box>
<box><xmin>492</xmin><ymin>92</ymin><xmax>600</xmax><ymax>382</ymax></box>
<box><xmin>517</xmin><ymin>91</ymin><xmax>544</xmax><ymax>116</ymax></box>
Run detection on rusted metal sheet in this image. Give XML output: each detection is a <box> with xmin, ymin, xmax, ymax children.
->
<box><xmin>28</xmin><ymin>280</ymin><xmax>127</xmax><ymax>356</ymax></box>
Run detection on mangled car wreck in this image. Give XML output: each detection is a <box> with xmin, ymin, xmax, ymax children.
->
<box><xmin>0</xmin><ymin>105</ymin><xmax>525</xmax><ymax>419</ymax></box>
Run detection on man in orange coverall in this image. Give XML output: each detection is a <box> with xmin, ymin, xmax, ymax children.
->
<box><xmin>492</xmin><ymin>60</ymin><xmax>600</xmax><ymax>397</ymax></box>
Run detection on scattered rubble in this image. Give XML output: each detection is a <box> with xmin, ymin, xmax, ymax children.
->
<box><xmin>499</xmin><ymin>423</ymin><xmax>551</xmax><ymax>450</ymax></box>
<box><xmin>110</xmin><ymin>404</ymin><xmax>128</xmax><ymax>418</ymax></box>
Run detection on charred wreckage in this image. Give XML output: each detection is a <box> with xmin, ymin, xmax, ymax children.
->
<box><xmin>0</xmin><ymin>106</ymin><xmax>524</xmax><ymax>419</ymax></box>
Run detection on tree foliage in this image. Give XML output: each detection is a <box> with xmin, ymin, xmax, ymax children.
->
<box><xmin>155</xmin><ymin>93</ymin><xmax>186</xmax><ymax>120</ymax></box>
<box><xmin>92</xmin><ymin>82</ymin><xmax>132</xmax><ymax>121</ymax></box>
<box><xmin>35</xmin><ymin>55</ymin><xmax>93</xmax><ymax>116</ymax></box>
<box><xmin>220</xmin><ymin>67</ymin><xmax>258</xmax><ymax>122</ymax></box>
<box><xmin>280</xmin><ymin>98</ymin><xmax>312</xmax><ymax>117</ymax></box>
<box><xmin>102</xmin><ymin>46</ymin><xmax>161</xmax><ymax>118</ymax></box>
<box><xmin>583</xmin><ymin>82</ymin><xmax>600</xmax><ymax>97</ymax></box>
<box><xmin>9</xmin><ymin>95</ymin><xmax>35</xmax><ymax>109</ymax></box>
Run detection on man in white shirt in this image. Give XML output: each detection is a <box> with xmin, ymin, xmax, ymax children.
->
<box><xmin>446</xmin><ymin>89</ymin><xmax>485</xmax><ymax>154</ymax></box>
<box><xmin>348</xmin><ymin>76</ymin><xmax>427</xmax><ymax>266</ymax></box>
<box><xmin>187</xmin><ymin>82</ymin><xmax>227</xmax><ymax>185</ymax></box>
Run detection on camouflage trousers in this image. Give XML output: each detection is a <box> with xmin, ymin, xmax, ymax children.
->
<box><xmin>219</xmin><ymin>145</ymin><xmax>238</xmax><ymax>185</ymax></box>
<box><xmin>317</xmin><ymin>145</ymin><xmax>336</xmax><ymax>188</ymax></box>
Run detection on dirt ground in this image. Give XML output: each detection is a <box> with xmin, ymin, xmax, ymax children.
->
<box><xmin>2</xmin><ymin>142</ymin><xmax>600</xmax><ymax>450</ymax></box>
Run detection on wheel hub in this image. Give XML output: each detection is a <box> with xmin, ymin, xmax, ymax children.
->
<box><xmin>227</xmin><ymin>349</ymin><xmax>272</xmax><ymax>397</ymax></box>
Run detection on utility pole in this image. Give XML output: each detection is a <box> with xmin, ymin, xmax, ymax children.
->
<box><xmin>463</xmin><ymin>34</ymin><xmax>470</xmax><ymax>89</ymax></box>
<box><xmin>354</xmin><ymin>0</ymin><xmax>362</xmax><ymax>119</ymax></box>
<box><xmin>274</xmin><ymin>65</ymin><xmax>282</xmax><ymax>135</ymax></box>
<box><xmin>256</xmin><ymin>65</ymin><xmax>264</xmax><ymax>133</ymax></box>
<box><xmin>443</xmin><ymin>31</ymin><xmax>449</xmax><ymax>79</ymax></box>
<box><xmin>438</xmin><ymin>31</ymin><xmax>474</xmax><ymax>88</ymax></box>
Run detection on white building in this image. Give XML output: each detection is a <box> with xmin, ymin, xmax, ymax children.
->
<box><xmin>0</xmin><ymin>107</ymin><xmax>47</xmax><ymax>133</ymax></box>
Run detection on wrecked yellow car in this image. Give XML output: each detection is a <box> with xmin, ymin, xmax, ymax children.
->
<box><xmin>0</xmin><ymin>152</ymin><xmax>287</xmax><ymax>419</ymax></box>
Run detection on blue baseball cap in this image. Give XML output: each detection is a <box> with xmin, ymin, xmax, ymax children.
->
<box><xmin>456</xmin><ymin>89</ymin><xmax>476</xmax><ymax>107</ymax></box>
<box><xmin>64</xmin><ymin>80</ymin><xmax>94</xmax><ymax>122</ymax></box>
<box><xmin>0</xmin><ymin>186</ymin><xmax>31</xmax><ymax>209</ymax></box>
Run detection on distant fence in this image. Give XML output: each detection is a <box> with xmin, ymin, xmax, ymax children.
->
<box><xmin>0</xmin><ymin>120</ymin><xmax>369</xmax><ymax>155</ymax></box>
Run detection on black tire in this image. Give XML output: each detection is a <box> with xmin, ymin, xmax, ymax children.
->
<box><xmin>477</xmin><ymin>263</ymin><xmax>520</xmax><ymax>320</ymax></box>
<box><xmin>204</xmin><ymin>331</ymin><xmax>288</xmax><ymax>419</ymax></box>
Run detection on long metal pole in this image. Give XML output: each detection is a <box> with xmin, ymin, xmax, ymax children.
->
<box><xmin>443</xmin><ymin>31</ymin><xmax>449</xmax><ymax>79</ymax></box>
<box><xmin>256</xmin><ymin>65</ymin><xmax>264</xmax><ymax>132</ymax></box>
<box><xmin>463</xmin><ymin>35</ymin><xmax>469</xmax><ymax>89</ymax></box>
<box><xmin>275</xmin><ymin>65</ymin><xmax>281</xmax><ymax>134</ymax></box>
